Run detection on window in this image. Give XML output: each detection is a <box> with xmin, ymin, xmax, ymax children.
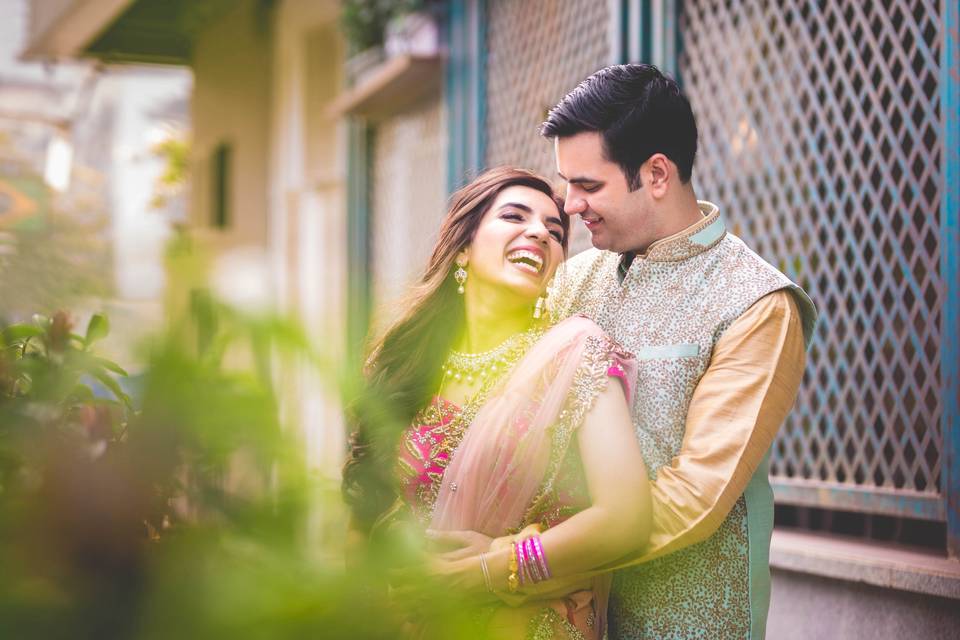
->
<box><xmin>211</xmin><ymin>142</ymin><xmax>231</xmax><ymax>229</ymax></box>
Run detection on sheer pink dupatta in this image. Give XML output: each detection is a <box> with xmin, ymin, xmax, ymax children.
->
<box><xmin>430</xmin><ymin>316</ymin><xmax>636</xmax><ymax>637</ymax></box>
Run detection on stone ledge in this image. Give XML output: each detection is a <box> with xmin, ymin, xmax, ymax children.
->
<box><xmin>329</xmin><ymin>54</ymin><xmax>442</xmax><ymax>121</ymax></box>
<box><xmin>771</xmin><ymin>529</ymin><xmax>960</xmax><ymax>600</ymax></box>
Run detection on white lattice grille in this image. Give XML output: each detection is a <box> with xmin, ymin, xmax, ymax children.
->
<box><xmin>680</xmin><ymin>0</ymin><xmax>944</xmax><ymax>506</ymax></box>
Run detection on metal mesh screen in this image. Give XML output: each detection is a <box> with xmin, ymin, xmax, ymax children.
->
<box><xmin>485</xmin><ymin>0</ymin><xmax>611</xmax><ymax>254</ymax></box>
<box><xmin>679</xmin><ymin>0</ymin><xmax>944</xmax><ymax>517</ymax></box>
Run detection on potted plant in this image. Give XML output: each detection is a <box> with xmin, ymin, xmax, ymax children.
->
<box><xmin>340</xmin><ymin>0</ymin><xmax>433</xmax><ymax>83</ymax></box>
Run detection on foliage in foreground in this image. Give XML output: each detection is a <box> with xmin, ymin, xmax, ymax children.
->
<box><xmin>0</xmin><ymin>301</ymin><xmax>483</xmax><ymax>639</ymax></box>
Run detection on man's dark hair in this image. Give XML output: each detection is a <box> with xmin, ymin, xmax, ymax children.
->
<box><xmin>541</xmin><ymin>64</ymin><xmax>698</xmax><ymax>189</ymax></box>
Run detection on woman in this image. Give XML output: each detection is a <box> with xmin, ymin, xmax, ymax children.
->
<box><xmin>344</xmin><ymin>168</ymin><xmax>650</xmax><ymax>639</ymax></box>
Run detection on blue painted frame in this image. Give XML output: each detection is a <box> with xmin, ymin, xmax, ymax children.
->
<box><xmin>345</xmin><ymin>120</ymin><xmax>372</xmax><ymax>363</ymax></box>
<box><xmin>445</xmin><ymin>0</ymin><xmax>487</xmax><ymax>194</ymax></box>
<box><xmin>618</xmin><ymin>0</ymin><xmax>652</xmax><ymax>64</ymax></box>
<box><xmin>626</xmin><ymin>1</ymin><xmax>682</xmax><ymax>82</ymax></box>
<box><xmin>941</xmin><ymin>0</ymin><xmax>960</xmax><ymax>559</ymax></box>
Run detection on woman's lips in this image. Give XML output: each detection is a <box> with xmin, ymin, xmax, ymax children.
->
<box><xmin>506</xmin><ymin>247</ymin><xmax>545</xmax><ymax>274</ymax></box>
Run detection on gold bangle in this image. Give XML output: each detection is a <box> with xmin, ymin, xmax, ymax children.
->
<box><xmin>507</xmin><ymin>541</ymin><xmax>520</xmax><ymax>593</ymax></box>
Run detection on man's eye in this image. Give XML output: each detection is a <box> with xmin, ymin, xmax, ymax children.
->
<box><xmin>583</xmin><ymin>184</ymin><xmax>601</xmax><ymax>193</ymax></box>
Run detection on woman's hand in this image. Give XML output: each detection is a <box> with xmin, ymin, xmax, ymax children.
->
<box><xmin>425</xmin><ymin>528</ymin><xmax>492</xmax><ymax>560</ymax></box>
<box><xmin>387</xmin><ymin>529</ymin><xmax>492</xmax><ymax>605</ymax></box>
<box><xmin>426</xmin><ymin>523</ymin><xmax>543</xmax><ymax>559</ymax></box>
<box><xmin>425</xmin><ymin>553</ymin><xmax>485</xmax><ymax>594</ymax></box>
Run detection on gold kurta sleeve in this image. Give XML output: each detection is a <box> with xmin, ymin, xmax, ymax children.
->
<box><xmin>631</xmin><ymin>288</ymin><xmax>806</xmax><ymax>564</ymax></box>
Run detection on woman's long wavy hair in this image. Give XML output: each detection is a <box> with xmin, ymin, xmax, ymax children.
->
<box><xmin>342</xmin><ymin>167</ymin><xmax>569</xmax><ymax>531</ymax></box>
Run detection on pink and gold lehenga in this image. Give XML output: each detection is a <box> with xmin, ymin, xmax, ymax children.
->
<box><xmin>395</xmin><ymin>316</ymin><xmax>635</xmax><ymax>639</ymax></box>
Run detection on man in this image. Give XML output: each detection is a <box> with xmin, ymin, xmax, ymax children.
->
<box><xmin>543</xmin><ymin>64</ymin><xmax>817</xmax><ymax>639</ymax></box>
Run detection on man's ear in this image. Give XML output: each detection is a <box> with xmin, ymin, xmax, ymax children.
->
<box><xmin>647</xmin><ymin>154</ymin><xmax>671</xmax><ymax>198</ymax></box>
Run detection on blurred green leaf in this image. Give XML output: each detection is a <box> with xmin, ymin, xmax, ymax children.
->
<box><xmin>67</xmin><ymin>382</ymin><xmax>95</xmax><ymax>403</ymax></box>
<box><xmin>89</xmin><ymin>367</ymin><xmax>132</xmax><ymax>409</ymax></box>
<box><xmin>1</xmin><ymin>323</ymin><xmax>45</xmax><ymax>344</ymax></box>
<box><xmin>0</xmin><ymin>301</ymin><xmax>495</xmax><ymax>639</ymax></box>
<box><xmin>94</xmin><ymin>356</ymin><xmax>128</xmax><ymax>377</ymax></box>
<box><xmin>84</xmin><ymin>313</ymin><xmax>109</xmax><ymax>347</ymax></box>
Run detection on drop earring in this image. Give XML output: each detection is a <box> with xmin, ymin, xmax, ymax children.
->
<box><xmin>534</xmin><ymin>276</ymin><xmax>555</xmax><ymax>320</ymax></box>
<box><xmin>533</xmin><ymin>296</ymin><xmax>546</xmax><ymax>319</ymax></box>
<box><xmin>454</xmin><ymin>260</ymin><xmax>468</xmax><ymax>294</ymax></box>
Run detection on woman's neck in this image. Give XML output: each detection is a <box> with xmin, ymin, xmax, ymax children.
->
<box><xmin>460</xmin><ymin>287</ymin><xmax>535</xmax><ymax>353</ymax></box>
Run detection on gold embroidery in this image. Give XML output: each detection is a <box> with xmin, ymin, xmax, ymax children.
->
<box><xmin>398</xmin><ymin>329</ymin><xmax>545</xmax><ymax>523</ymax></box>
<box><xmin>520</xmin><ymin>334</ymin><xmax>632</xmax><ymax>530</ymax></box>
<box><xmin>526</xmin><ymin>606</ymin><xmax>589</xmax><ymax>640</ymax></box>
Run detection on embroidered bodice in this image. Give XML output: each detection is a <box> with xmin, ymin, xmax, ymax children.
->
<box><xmin>397</xmin><ymin>362</ymin><xmax>630</xmax><ymax>527</ymax></box>
<box><xmin>397</xmin><ymin>396</ymin><xmax>468</xmax><ymax>523</ymax></box>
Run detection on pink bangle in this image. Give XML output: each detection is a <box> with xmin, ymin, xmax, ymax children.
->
<box><xmin>515</xmin><ymin>538</ymin><xmax>527</xmax><ymax>586</ymax></box>
<box><xmin>531</xmin><ymin>536</ymin><xmax>552</xmax><ymax>580</ymax></box>
<box><xmin>523</xmin><ymin>537</ymin><xmax>544</xmax><ymax>583</ymax></box>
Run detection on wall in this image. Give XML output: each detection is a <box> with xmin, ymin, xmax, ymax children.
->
<box><xmin>268</xmin><ymin>0</ymin><xmax>347</xmax><ymax>478</ymax></box>
<box><xmin>369</xmin><ymin>96</ymin><xmax>446</xmax><ymax>317</ymax></box>
<box><xmin>190</xmin><ymin>0</ymin><xmax>272</xmax><ymax>250</ymax></box>
<box><xmin>188</xmin><ymin>0</ymin><xmax>347</xmax><ymax>478</ymax></box>
<box><xmin>769</xmin><ymin>570</ymin><xmax>960</xmax><ymax>639</ymax></box>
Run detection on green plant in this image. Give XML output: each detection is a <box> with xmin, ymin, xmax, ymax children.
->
<box><xmin>0</xmin><ymin>300</ymin><xmax>486</xmax><ymax>639</ymax></box>
<box><xmin>0</xmin><ymin>311</ymin><xmax>132</xmax><ymax>486</ymax></box>
<box><xmin>149</xmin><ymin>133</ymin><xmax>189</xmax><ymax>211</ymax></box>
<box><xmin>340</xmin><ymin>0</ymin><xmax>423</xmax><ymax>52</ymax></box>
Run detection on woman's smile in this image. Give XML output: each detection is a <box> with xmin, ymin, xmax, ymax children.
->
<box><xmin>506</xmin><ymin>246</ymin><xmax>546</xmax><ymax>275</ymax></box>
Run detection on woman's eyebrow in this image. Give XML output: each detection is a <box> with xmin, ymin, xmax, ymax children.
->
<box><xmin>497</xmin><ymin>202</ymin><xmax>533</xmax><ymax>212</ymax></box>
<box><xmin>497</xmin><ymin>203</ymin><xmax>562</xmax><ymax>228</ymax></box>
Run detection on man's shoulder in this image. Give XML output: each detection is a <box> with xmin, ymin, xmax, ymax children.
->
<box><xmin>716</xmin><ymin>233</ymin><xmax>818</xmax><ymax>345</ymax></box>
<box><xmin>549</xmin><ymin>248</ymin><xmax>616</xmax><ymax>319</ymax></box>
<box><xmin>716</xmin><ymin>233</ymin><xmax>793</xmax><ymax>283</ymax></box>
<box><xmin>563</xmin><ymin>247</ymin><xmax>618</xmax><ymax>282</ymax></box>
<box><xmin>557</xmin><ymin>247</ymin><xmax>616</xmax><ymax>289</ymax></box>
<box><xmin>566</xmin><ymin>246</ymin><xmax>608</xmax><ymax>270</ymax></box>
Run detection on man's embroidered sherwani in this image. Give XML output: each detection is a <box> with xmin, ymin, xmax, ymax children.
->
<box><xmin>550</xmin><ymin>201</ymin><xmax>818</xmax><ymax>640</ymax></box>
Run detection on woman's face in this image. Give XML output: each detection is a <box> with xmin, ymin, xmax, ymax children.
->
<box><xmin>463</xmin><ymin>185</ymin><xmax>566</xmax><ymax>305</ymax></box>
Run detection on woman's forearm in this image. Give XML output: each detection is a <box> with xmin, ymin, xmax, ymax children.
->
<box><xmin>485</xmin><ymin>382</ymin><xmax>651</xmax><ymax>596</ymax></box>
<box><xmin>482</xmin><ymin>502</ymin><xmax>646</xmax><ymax>595</ymax></box>
<box><xmin>539</xmin><ymin>503</ymin><xmax>647</xmax><ymax>577</ymax></box>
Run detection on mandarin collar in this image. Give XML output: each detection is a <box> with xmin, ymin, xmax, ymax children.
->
<box><xmin>627</xmin><ymin>200</ymin><xmax>726</xmax><ymax>264</ymax></box>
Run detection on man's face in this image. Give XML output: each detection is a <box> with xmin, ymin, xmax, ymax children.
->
<box><xmin>554</xmin><ymin>132</ymin><xmax>649</xmax><ymax>253</ymax></box>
